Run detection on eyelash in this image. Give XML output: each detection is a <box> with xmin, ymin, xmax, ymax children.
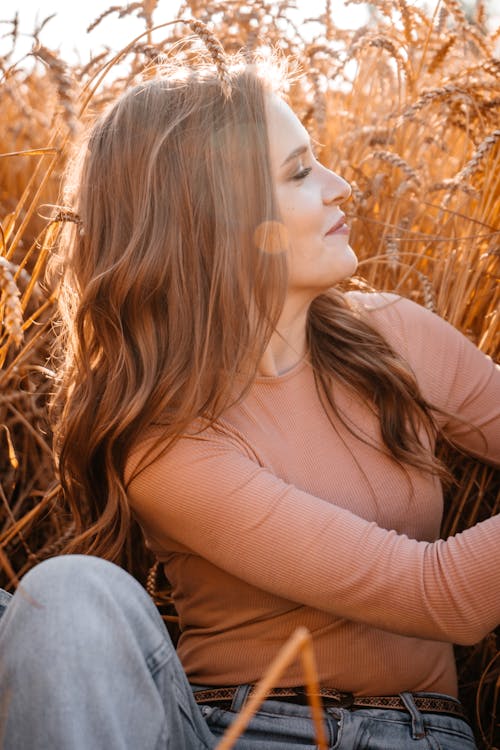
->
<box><xmin>293</xmin><ymin>167</ymin><xmax>312</xmax><ymax>181</ymax></box>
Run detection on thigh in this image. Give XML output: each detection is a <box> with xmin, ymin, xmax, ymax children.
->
<box><xmin>0</xmin><ymin>559</ymin><xmax>215</xmax><ymax>750</ymax></box>
<box><xmin>330</xmin><ymin>708</ymin><xmax>477</xmax><ymax>750</ymax></box>
<box><xmin>423</xmin><ymin>713</ymin><xmax>477</xmax><ymax>750</ymax></box>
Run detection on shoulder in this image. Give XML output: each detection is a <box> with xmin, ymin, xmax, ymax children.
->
<box><xmin>344</xmin><ymin>290</ymin><xmax>465</xmax><ymax>397</ymax></box>
<box><xmin>345</xmin><ymin>290</ymin><xmax>430</xmax><ymax>323</ymax></box>
<box><xmin>344</xmin><ymin>290</ymin><xmax>467</xmax><ymax>331</ymax></box>
<box><xmin>125</xmin><ymin>419</ymin><xmax>259</xmax><ymax>487</ymax></box>
<box><xmin>343</xmin><ymin>292</ymin><xmax>499</xmax><ymax>425</ymax></box>
<box><xmin>344</xmin><ymin>290</ymin><xmax>460</xmax><ymax>358</ymax></box>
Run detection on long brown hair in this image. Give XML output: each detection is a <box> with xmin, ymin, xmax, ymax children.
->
<box><xmin>52</xmin><ymin>60</ymin><xmax>287</xmax><ymax>561</ymax></box>
<box><xmin>52</xmin><ymin>56</ymin><xmax>444</xmax><ymax>564</ymax></box>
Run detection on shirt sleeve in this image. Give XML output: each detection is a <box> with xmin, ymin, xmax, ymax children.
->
<box><xmin>128</xmin><ymin>427</ymin><xmax>500</xmax><ymax>646</ymax></box>
<box><xmin>352</xmin><ymin>292</ymin><xmax>500</xmax><ymax>465</ymax></box>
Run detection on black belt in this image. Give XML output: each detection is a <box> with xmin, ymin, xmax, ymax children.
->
<box><xmin>193</xmin><ymin>686</ymin><xmax>467</xmax><ymax>721</ymax></box>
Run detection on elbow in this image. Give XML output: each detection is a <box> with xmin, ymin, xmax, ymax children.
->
<box><xmin>453</xmin><ymin>630</ymin><xmax>490</xmax><ymax>647</ymax></box>
<box><xmin>444</xmin><ymin>620</ymin><xmax>494</xmax><ymax>647</ymax></box>
<box><xmin>424</xmin><ymin>603</ymin><xmax>495</xmax><ymax>646</ymax></box>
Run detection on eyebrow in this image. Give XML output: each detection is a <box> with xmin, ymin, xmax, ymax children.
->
<box><xmin>280</xmin><ymin>144</ymin><xmax>309</xmax><ymax>168</ymax></box>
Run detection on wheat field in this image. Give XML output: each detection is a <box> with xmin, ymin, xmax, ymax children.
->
<box><xmin>0</xmin><ymin>0</ymin><xmax>499</xmax><ymax>746</ymax></box>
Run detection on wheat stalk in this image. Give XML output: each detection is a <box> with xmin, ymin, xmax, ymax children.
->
<box><xmin>427</xmin><ymin>34</ymin><xmax>457</xmax><ymax>75</ymax></box>
<box><xmin>482</xmin><ymin>58</ymin><xmax>500</xmax><ymax>78</ymax></box>
<box><xmin>396</xmin><ymin>0</ymin><xmax>415</xmax><ymax>44</ymax></box>
<box><xmin>31</xmin><ymin>44</ymin><xmax>77</xmax><ymax>133</ymax></box>
<box><xmin>442</xmin><ymin>0</ymin><xmax>491</xmax><ymax>55</ymax></box>
<box><xmin>418</xmin><ymin>271</ymin><xmax>436</xmax><ymax>311</ymax></box>
<box><xmin>215</xmin><ymin>628</ymin><xmax>328</xmax><ymax>750</ymax></box>
<box><xmin>188</xmin><ymin>19</ymin><xmax>231</xmax><ymax>98</ymax></box>
<box><xmin>443</xmin><ymin>0</ymin><xmax>469</xmax><ymax>29</ymax></box>
<box><xmin>435</xmin><ymin>5</ymin><xmax>449</xmax><ymax>34</ymax></box>
<box><xmin>87</xmin><ymin>4</ymin><xmax>143</xmax><ymax>33</ymax></box>
<box><xmin>399</xmin><ymin>84</ymin><xmax>473</xmax><ymax>122</ymax></box>
<box><xmin>456</xmin><ymin>129</ymin><xmax>500</xmax><ymax>181</ymax></box>
<box><xmin>0</xmin><ymin>258</ymin><xmax>23</xmax><ymax>347</ymax></box>
<box><xmin>367</xmin><ymin>150</ymin><xmax>420</xmax><ymax>184</ymax></box>
<box><xmin>351</xmin><ymin>34</ymin><xmax>412</xmax><ymax>89</ymax></box>
<box><xmin>476</xmin><ymin>1</ymin><xmax>487</xmax><ymax>29</ymax></box>
<box><xmin>429</xmin><ymin>179</ymin><xmax>480</xmax><ymax>197</ymax></box>
<box><xmin>386</xmin><ymin>238</ymin><xmax>400</xmax><ymax>272</ymax></box>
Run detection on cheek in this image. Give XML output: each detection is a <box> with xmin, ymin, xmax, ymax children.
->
<box><xmin>280</xmin><ymin>193</ymin><xmax>321</xmax><ymax>235</ymax></box>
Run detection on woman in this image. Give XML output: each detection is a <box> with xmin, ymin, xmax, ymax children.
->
<box><xmin>0</xmin><ymin>55</ymin><xmax>499</xmax><ymax>749</ymax></box>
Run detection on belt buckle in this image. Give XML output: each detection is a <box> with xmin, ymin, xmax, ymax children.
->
<box><xmin>333</xmin><ymin>691</ymin><xmax>354</xmax><ymax>709</ymax></box>
<box><xmin>321</xmin><ymin>688</ymin><xmax>354</xmax><ymax>709</ymax></box>
<box><xmin>297</xmin><ymin>687</ymin><xmax>354</xmax><ymax>709</ymax></box>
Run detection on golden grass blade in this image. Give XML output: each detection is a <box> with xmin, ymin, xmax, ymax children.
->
<box><xmin>5</xmin><ymin>152</ymin><xmax>60</xmax><ymax>262</ymax></box>
<box><xmin>215</xmin><ymin>627</ymin><xmax>328</xmax><ymax>750</ymax></box>
<box><xmin>0</xmin><ymin>487</ymin><xmax>59</xmax><ymax>548</ymax></box>
<box><xmin>21</xmin><ymin>292</ymin><xmax>57</xmax><ymax>333</ymax></box>
<box><xmin>1</xmin><ymin>425</ymin><xmax>19</xmax><ymax>470</ymax></box>
<box><xmin>0</xmin><ymin>314</ymin><xmax>52</xmax><ymax>374</ymax></box>
<box><xmin>19</xmin><ymin>224</ymin><xmax>59</xmax><ymax>313</ymax></box>
<box><xmin>476</xmin><ymin>650</ymin><xmax>500</xmax><ymax>748</ymax></box>
<box><xmin>78</xmin><ymin>17</ymin><xmax>231</xmax><ymax>115</ymax></box>
<box><xmin>0</xmin><ymin>147</ymin><xmax>59</xmax><ymax>159</ymax></box>
<box><xmin>188</xmin><ymin>20</ymin><xmax>231</xmax><ymax>97</ymax></box>
<box><xmin>0</xmin><ymin>258</ymin><xmax>23</xmax><ymax>347</ymax></box>
<box><xmin>456</xmin><ymin>129</ymin><xmax>500</xmax><ymax>182</ymax></box>
<box><xmin>0</xmin><ymin>214</ymin><xmax>15</xmax><ymax>249</ymax></box>
<box><xmin>0</xmin><ymin>545</ymin><xmax>20</xmax><ymax>589</ymax></box>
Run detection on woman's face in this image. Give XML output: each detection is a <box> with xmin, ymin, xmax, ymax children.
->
<box><xmin>266</xmin><ymin>95</ymin><xmax>358</xmax><ymax>302</ymax></box>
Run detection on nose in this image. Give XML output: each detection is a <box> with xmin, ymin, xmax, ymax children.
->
<box><xmin>321</xmin><ymin>167</ymin><xmax>351</xmax><ymax>205</ymax></box>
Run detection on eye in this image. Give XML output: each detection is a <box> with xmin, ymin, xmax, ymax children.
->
<box><xmin>292</xmin><ymin>166</ymin><xmax>312</xmax><ymax>181</ymax></box>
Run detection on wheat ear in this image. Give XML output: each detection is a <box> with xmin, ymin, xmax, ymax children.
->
<box><xmin>52</xmin><ymin>208</ymin><xmax>85</xmax><ymax>236</ymax></box>
<box><xmin>0</xmin><ymin>258</ymin><xmax>23</xmax><ymax>347</ymax></box>
<box><xmin>457</xmin><ymin>129</ymin><xmax>500</xmax><ymax>182</ymax></box>
<box><xmin>369</xmin><ymin>150</ymin><xmax>420</xmax><ymax>184</ymax></box>
<box><xmin>418</xmin><ymin>271</ymin><xmax>435</xmax><ymax>311</ymax></box>
<box><xmin>31</xmin><ymin>44</ymin><xmax>76</xmax><ymax>133</ymax></box>
<box><xmin>188</xmin><ymin>19</ymin><xmax>231</xmax><ymax>98</ymax></box>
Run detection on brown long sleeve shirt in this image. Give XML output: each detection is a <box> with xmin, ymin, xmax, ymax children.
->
<box><xmin>128</xmin><ymin>293</ymin><xmax>500</xmax><ymax>696</ymax></box>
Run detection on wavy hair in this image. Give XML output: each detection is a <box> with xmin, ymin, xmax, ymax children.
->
<box><xmin>52</xmin><ymin>57</ymin><xmax>445</xmax><ymax>564</ymax></box>
<box><xmin>52</xmin><ymin>61</ymin><xmax>288</xmax><ymax>561</ymax></box>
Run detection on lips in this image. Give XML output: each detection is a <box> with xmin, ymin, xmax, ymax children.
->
<box><xmin>325</xmin><ymin>214</ymin><xmax>347</xmax><ymax>236</ymax></box>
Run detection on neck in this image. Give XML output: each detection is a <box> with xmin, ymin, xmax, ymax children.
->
<box><xmin>258</xmin><ymin>297</ymin><xmax>310</xmax><ymax>377</ymax></box>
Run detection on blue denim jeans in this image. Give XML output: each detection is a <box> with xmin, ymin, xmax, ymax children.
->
<box><xmin>201</xmin><ymin>689</ymin><xmax>478</xmax><ymax>749</ymax></box>
<box><xmin>0</xmin><ymin>555</ymin><xmax>478</xmax><ymax>749</ymax></box>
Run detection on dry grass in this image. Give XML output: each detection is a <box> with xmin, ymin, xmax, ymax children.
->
<box><xmin>0</xmin><ymin>0</ymin><xmax>498</xmax><ymax>746</ymax></box>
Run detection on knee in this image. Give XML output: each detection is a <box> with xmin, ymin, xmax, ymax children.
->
<box><xmin>1</xmin><ymin>555</ymin><xmax>170</xmax><ymax>663</ymax></box>
<box><xmin>21</xmin><ymin>553</ymin><xmax>122</xmax><ymax>589</ymax></box>
<box><xmin>22</xmin><ymin>553</ymin><xmax>115</xmax><ymax>586</ymax></box>
<box><xmin>19</xmin><ymin>555</ymin><xmax>130</xmax><ymax>609</ymax></box>
<box><xmin>12</xmin><ymin>555</ymin><xmax>160</xmax><ymax>634</ymax></box>
<box><xmin>0</xmin><ymin>556</ymin><xmax>177</xmax><ymax>702</ymax></box>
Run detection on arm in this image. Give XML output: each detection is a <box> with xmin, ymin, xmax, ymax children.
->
<box><xmin>352</xmin><ymin>292</ymin><xmax>500</xmax><ymax>464</ymax></box>
<box><xmin>426</xmin><ymin>322</ymin><xmax>500</xmax><ymax>463</ymax></box>
<box><xmin>128</xmin><ymin>429</ymin><xmax>500</xmax><ymax>646</ymax></box>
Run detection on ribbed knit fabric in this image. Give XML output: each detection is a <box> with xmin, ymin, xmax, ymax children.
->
<box><xmin>127</xmin><ymin>293</ymin><xmax>500</xmax><ymax>697</ymax></box>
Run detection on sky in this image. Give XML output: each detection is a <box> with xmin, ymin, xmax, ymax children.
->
<box><xmin>3</xmin><ymin>1</ymin><xmax>368</xmax><ymax>63</ymax></box>
<box><xmin>3</xmin><ymin>1</ymin><xmax>499</xmax><ymax>64</ymax></box>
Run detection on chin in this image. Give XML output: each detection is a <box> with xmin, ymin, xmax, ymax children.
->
<box><xmin>331</xmin><ymin>246</ymin><xmax>358</xmax><ymax>285</ymax></box>
<box><xmin>346</xmin><ymin>245</ymin><xmax>359</xmax><ymax>275</ymax></box>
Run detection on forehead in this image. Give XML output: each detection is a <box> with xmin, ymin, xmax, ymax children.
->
<box><xmin>265</xmin><ymin>94</ymin><xmax>310</xmax><ymax>167</ymax></box>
